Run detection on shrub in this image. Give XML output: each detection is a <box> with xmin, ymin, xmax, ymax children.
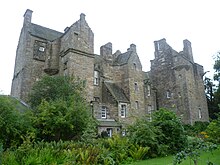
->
<box><xmin>173</xmin><ymin>136</ymin><xmax>218</xmax><ymax>165</ymax></box>
<box><xmin>0</xmin><ymin>96</ymin><xmax>34</xmax><ymax>149</ymax></box>
<box><xmin>206</xmin><ymin>113</ymin><xmax>220</xmax><ymax>144</ymax></box>
<box><xmin>127</xmin><ymin>117</ymin><xmax>164</xmax><ymax>157</ymax></box>
<box><xmin>152</xmin><ymin>108</ymin><xmax>187</xmax><ymax>154</ymax></box>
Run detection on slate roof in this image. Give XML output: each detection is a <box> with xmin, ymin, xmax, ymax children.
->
<box><xmin>30</xmin><ymin>23</ymin><xmax>63</xmax><ymax>41</ymax></box>
<box><xmin>113</xmin><ymin>51</ymin><xmax>132</xmax><ymax>65</ymax></box>
<box><xmin>104</xmin><ymin>82</ymin><xmax>129</xmax><ymax>103</ymax></box>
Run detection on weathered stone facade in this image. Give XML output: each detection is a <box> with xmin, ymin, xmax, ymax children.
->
<box><xmin>11</xmin><ymin>10</ymin><xmax>209</xmax><ymax>136</ymax></box>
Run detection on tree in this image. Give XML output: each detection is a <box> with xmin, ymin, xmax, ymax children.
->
<box><xmin>28</xmin><ymin>75</ymin><xmax>96</xmax><ymax>141</ymax></box>
<box><xmin>152</xmin><ymin>108</ymin><xmax>187</xmax><ymax>154</ymax></box>
<box><xmin>213</xmin><ymin>52</ymin><xmax>220</xmax><ymax>84</ymax></box>
<box><xmin>207</xmin><ymin>52</ymin><xmax>220</xmax><ymax>119</ymax></box>
<box><xmin>0</xmin><ymin>96</ymin><xmax>33</xmax><ymax>149</ymax></box>
<box><xmin>204</xmin><ymin>77</ymin><xmax>218</xmax><ymax>119</ymax></box>
<box><xmin>28</xmin><ymin>75</ymin><xmax>85</xmax><ymax>108</ymax></box>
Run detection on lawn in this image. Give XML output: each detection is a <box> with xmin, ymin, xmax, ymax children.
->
<box><xmin>127</xmin><ymin>147</ymin><xmax>220</xmax><ymax>165</ymax></box>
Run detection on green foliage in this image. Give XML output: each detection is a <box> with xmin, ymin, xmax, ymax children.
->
<box><xmin>173</xmin><ymin>136</ymin><xmax>218</xmax><ymax>165</ymax></box>
<box><xmin>129</xmin><ymin>144</ymin><xmax>149</xmax><ymax>161</ymax></box>
<box><xmin>184</xmin><ymin>121</ymin><xmax>209</xmax><ymax>136</ymax></box>
<box><xmin>0</xmin><ymin>96</ymin><xmax>34</xmax><ymax>149</ymax></box>
<box><xmin>27</xmin><ymin>75</ymin><xmax>97</xmax><ymax>142</ymax></box>
<box><xmin>213</xmin><ymin>52</ymin><xmax>220</xmax><ymax>83</ymax></box>
<box><xmin>103</xmin><ymin>134</ymin><xmax>131</xmax><ymax>163</ymax></box>
<box><xmin>206</xmin><ymin>113</ymin><xmax>220</xmax><ymax>144</ymax></box>
<box><xmin>28</xmin><ymin>75</ymin><xmax>85</xmax><ymax>108</ymax></box>
<box><xmin>33</xmin><ymin>96</ymin><xmax>92</xmax><ymax>141</ymax></box>
<box><xmin>127</xmin><ymin>117</ymin><xmax>165</xmax><ymax>157</ymax></box>
<box><xmin>152</xmin><ymin>108</ymin><xmax>187</xmax><ymax>154</ymax></box>
<box><xmin>127</xmin><ymin>108</ymin><xmax>187</xmax><ymax>157</ymax></box>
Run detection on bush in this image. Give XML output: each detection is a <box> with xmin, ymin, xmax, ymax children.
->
<box><xmin>0</xmin><ymin>96</ymin><xmax>34</xmax><ymax>149</ymax></box>
<box><xmin>152</xmin><ymin>108</ymin><xmax>187</xmax><ymax>154</ymax></box>
<box><xmin>127</xmin><ymin>117</ymin><xmax>164</xmax><ymax>157</ymax></box>
<box><xmin>206</xmin><ymin>113</ymin><xmax>220</xmax><ymax>144</ymax></box>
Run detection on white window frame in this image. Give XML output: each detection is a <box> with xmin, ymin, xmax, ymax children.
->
<box><xmin>101</xmin><ymin>106</ymin><xmax>107</xmax><ymax>119</ymax></box>
<box><xmin>119</xmin><ymin>103</ymin><xmax>127</xmax><ymax>118</ymax></box>
<box><xmin>94</xmin><ymin>71</ymin><xmax>99</xmax><ymax>85</ymax></box>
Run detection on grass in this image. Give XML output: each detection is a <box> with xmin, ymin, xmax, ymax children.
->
<box><xmin>126</xmin><ymin>147</ymin><xmax>220</xmax><ymax>165</ymax></box>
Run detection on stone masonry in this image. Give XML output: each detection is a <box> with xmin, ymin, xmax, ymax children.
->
<box><xmin>11</xmin><ymin>9</ymin><xmax>209</xmax><ymax>136</ymax></box>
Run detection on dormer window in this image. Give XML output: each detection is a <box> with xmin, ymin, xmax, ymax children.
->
<box><xmin>119</xmin><ymin>103</ymin><xmax>127</xmax><ymax>118</ymax></box>
<box><xmin>101</xmin><ymin>106</ymin><xmax>107</xmax><ymax>119</ymax></box>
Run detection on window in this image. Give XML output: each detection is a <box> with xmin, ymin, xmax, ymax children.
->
<box><xmin>120</xmin><ymin>103</ymin><xmax>127</xmax><ymax>118</ymax></box>
<box><xmin>157</xmin><ymin>42</ymin><xmax>160</xmax><ymax>50</ymax></box>
<box><xmin>198</xmin><ymin>108</ymin><xmax>202</xmax><ymax>119</ymax></box>
<box><xmin>133</xmin><ymin>63</ymin><xmax>137</xmax><ymax>70</ymax></box>
<box><xmin>101</xmin><ymin>106</ymin><xmax>107</xmax><ymax>119</ymax></box>
<box><xmin>148</xmin><ymin>105</ymin><xmax>152</xmax><ymax>122</ymax></box>
<box><xmin>135</xmin><ymin>101</ymin><xmax>139</xmax><ymax>109</ymax></box>
<box><xmin>166</xmin><ymin>90</ymin><xmax>171</xmax><ymax>98</ymax></box>
<box><xmin>94</xmin><ymin>71</ymin><xmax>99</xmax><ymax>85</ymax></box>
<box><xmin>122</xmin><ymin>130</ymin><xmax>126</xmax><ymax>136</ymax></box>
<box><xmin>147</xmin><ymin>85</ymin><xmax>151</xmax><ymax>96</ymax></box>
<box><xmin>63</xmin><ymin>61</ymin><xmax>68</xmax><ymax>70</ymax></box>
<box><xmin>39</xmin><ymin>46</ymin><xmax>45</xmax><ymax>52</ymax></box>
<box><xmin>134</xmin><ymin>82</ymin><xmax>138</xmax><ymax>92</ymax></box>
<box><xmin>106</xmin><ymin>128</ymin><xmax>113</xmax><ymax>137</ymax></box>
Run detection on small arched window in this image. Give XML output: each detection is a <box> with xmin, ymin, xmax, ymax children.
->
<box><xmin>133</xmin><ymin>63</ymin><xmax>137</xmax><ymax>70</ymax></box>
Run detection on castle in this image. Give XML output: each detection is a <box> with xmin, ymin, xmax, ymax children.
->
<box><xmin>11</xmin><ymin>9</ymin><xmax>209</xmax><ymax>136</ymax></box>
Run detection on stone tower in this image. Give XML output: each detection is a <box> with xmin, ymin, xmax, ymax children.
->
<box><xmin>150</xmin><ymin>39</ymin><xmax>209</xmax><ymax>124</ymax></box>
<box><xmin>11</xmin><ymin>9</ymin><xmax>94</xmax><ymax>102</ymax></box>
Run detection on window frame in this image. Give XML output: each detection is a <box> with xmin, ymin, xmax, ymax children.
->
<box><xmin>93</xmin><ymin>70</ymin><xmax>99</xmax><ymax>85</ymax></box>
<box><xmin>119</xmin><ymin>103</ymin><xmax>127</xmax><ymax>118</ymax></box>
<box><xmin>101</xmin><ymin>106</ymin><xmax>107</xmax><ymax>119</ymax></box>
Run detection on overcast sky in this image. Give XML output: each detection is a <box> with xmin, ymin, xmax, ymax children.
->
<box><xmin>0</xmin><ymin>0</ymin><xmax>220</xmax><ymax>95</ymax></box>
